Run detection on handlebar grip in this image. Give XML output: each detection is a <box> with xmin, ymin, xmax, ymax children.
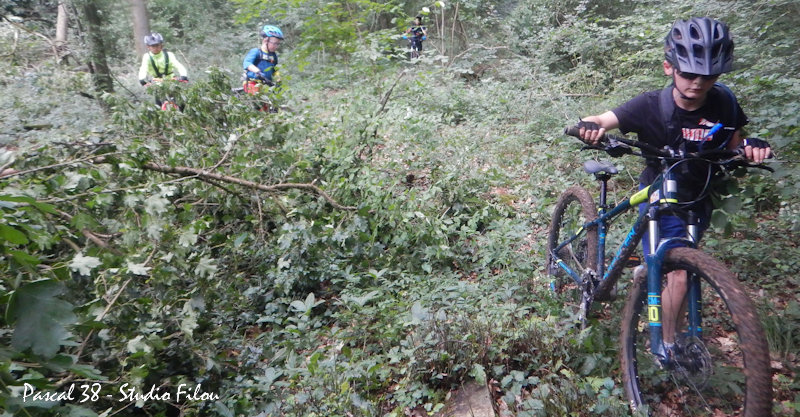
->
<box><xmin>695</xmin><ymin>148</ymin><xmax>741</xmax><ymax>159</ymax></box>
<box><xmin>564</xmin><ymin>126</ymin><xmax>581</xmax><ymax>138</ymax></box>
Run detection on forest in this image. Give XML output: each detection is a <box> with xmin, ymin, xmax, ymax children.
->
<box><xmin>1</xmin><ymin>0</ymin><xmax>798</xmax><ymax>416</ymax></box>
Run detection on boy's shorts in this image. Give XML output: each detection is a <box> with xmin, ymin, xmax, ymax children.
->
<box><xmin>638</xmin><ymin>184</ymin><xmax>710</xmax><ymax>257</ymax></box>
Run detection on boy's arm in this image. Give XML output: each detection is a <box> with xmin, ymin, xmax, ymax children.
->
<box><xmin>138</xmin><ymin>54</ymin><xmax>150</xmax><ymax>83</ymax></box>
<box><xmin>170</xmin><ymin>52</ymin><xmax>188</xmax><ymax>78</ymax></box>
<box><xmin>726</xmin><ymin>130</ymin><xmax>744</xmax><ymax>150</ymax></box>
<box><xmin>577</xmin><ymin>111</ymin><xmax>620</xmax><ymax>145</ymax></box>
<box><xmin>243</xmin><ymin>49</ymin><xmax>259</xmax><ymax>72</ymax></box>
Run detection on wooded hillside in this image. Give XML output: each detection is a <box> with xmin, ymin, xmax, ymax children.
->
<box><xmin>1</xmin><ymin>0</ymin><xmax>798</xmax><ymax>416</ymax></box>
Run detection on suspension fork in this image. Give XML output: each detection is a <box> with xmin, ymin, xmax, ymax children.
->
<box><xmin>645</xmin><ymin>205</ymin><xmax>702</xmax><ymax>364</ymax></box>
<box><xmin>645</xmin><ymin>204</ymin><xmax>667</xmax><ymax>362</ymax></box>
<box><xmin>686</xmin><ymin>210</ymin><xmax>702</xmax><ymax>339</ymax></box>
<box><xmin>595</xmin><ymin>173</ymin><xmax>611</xmax><ymax>281</ymax></box>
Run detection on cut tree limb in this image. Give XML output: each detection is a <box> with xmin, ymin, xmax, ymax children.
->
<box><xmin>141</xmin><ymin>162</ymin><xmax>356</xmax><ymax>210</ymax></box>
<box><xmin>1</xmin><ymin>155</ymin><xmax>355</xmax><ymax>211</ymax></box>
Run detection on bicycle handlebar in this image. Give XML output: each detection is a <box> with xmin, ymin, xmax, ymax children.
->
<box><xmin>564</xmin><ymin>126</ymin><xmax>672</xmax><ymax>157</ymax></box>
<box><xmin>563</xmin><ymin>126</ymin><xmax>773</xmax><ymax>172</ymax></box>
<box><xmin>144</xmin><ymin>78</ymin><xmax>189</xmax><ymax>88</ymax></box>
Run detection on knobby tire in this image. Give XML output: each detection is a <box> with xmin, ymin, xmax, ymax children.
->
<box><xmin>619</xmin><ymin>247</ymin><xmax>772</xmax><ymax>417</ymax></box>
<box><xmin>546</xmin><ymin>186</ymin><xmax>598</xmax><ymax>317</ymax></box>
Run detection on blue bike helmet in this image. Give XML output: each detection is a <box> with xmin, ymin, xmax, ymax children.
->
<box><xmin>664</xmin><ymin>17</ymin><xmax>733</xmax><ymax>75</ymax></box>
<box><xmin>260</xmin><ymin>25</ymin><xmax>284</xmax><ymax>39</ymax></box>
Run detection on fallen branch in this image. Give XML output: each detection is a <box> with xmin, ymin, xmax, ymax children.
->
<box><xmin>447</xmin><ymin>43</ymin><xmax>511</xmax><ymax>68</ymax></box>
<box><xmin>55</xmin><ymin>209</ymin><xmax>122</xmax><ymax>255</ymax></box>
<box><xmin>0</xmin><ymin>152</ymin><xmax>118</xmax><ymax>179</ymax></box>
<box><xmin>141</xmin><ymin>162</ymin><xmax>356</xmax><ymax>210</ymax></box>
<box><xmin>376</xmin><ymin>70</ymin><xmax>406</xmax><ymax>116</ymax></box>
<box><xmin>1</xmin><ymin>15</ymin><xmax>61</xmax><ymax>64</ymax></box>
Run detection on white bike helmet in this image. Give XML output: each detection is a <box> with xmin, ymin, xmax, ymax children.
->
<box><xmin>664</xmin><ymin>17</ymin><xmax>734</xmax><ymax>75</ymax></box>
<box><xmin>144</xmin><ymin>32</ymin><xmax>164</xmax><ymax>46</ymax></box>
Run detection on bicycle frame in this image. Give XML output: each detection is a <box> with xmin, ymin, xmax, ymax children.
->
<box><xmin>146</xmin><ymin>78</ymin><xmax>187</xmax><ymax>111</ymax></box>
<box><xmin>551</xmin><ymin>169</ymin><xmax>702</xmax><ymax>365</ymax></box>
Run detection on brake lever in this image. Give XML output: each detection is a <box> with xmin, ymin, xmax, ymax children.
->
<box><xmin>606</xmin><ymin>138</ymin><xmax>633</xmax><ymax>157</ymax></box>
<box><xmin>750</xmin><ymin>163</ymin><xmax>775</xmax><ymax>173</ymax></box>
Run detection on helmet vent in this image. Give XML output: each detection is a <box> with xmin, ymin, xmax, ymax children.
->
<box><xmin>676</xmin><ymin>44</ymin><xmax>688</xmax><ymax>59</ymax></box>
<box><xmin>713</xmin><ymin>24</ymin><xmax>724</xmax><ymax>40</ymax></box>
<box><xmin>689</xmin><ymin>25</ymin><xmax>701</xmax><ymax>40</ymax></box>
<box><xmin>711</xmin><ymin>44</ymin><xmax>722</xmax><ymax>59</ymax></box>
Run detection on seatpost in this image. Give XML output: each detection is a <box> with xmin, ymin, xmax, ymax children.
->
<box><xmin>595</xmin><ymin>173</ymin><xmax>611</xmax><ymax>210</ymax></box>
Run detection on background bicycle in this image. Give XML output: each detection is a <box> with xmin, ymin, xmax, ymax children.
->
<box><xmin>143</xmin><ymin>77</ymin><xmax>188</xmax><ymax>111</ymax></box>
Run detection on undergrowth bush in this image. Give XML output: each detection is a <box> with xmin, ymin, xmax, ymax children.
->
<box><xmin>2</xmin><ymin>0</ymin><xmax>799</xmax><ymax>416</ymax></box>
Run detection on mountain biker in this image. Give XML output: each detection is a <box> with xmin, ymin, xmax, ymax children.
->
<box><xmin>573</xmin><ymin>17</ymin><xmax>771</xmax><ymax>351</ymax></box>
<box><xmin>138</xmin><ymin>32</ymin><xmax>189</xmax><ymax>107</ymax></box>
<box><xmin>243</xmin><ymin>24</ymin><xmax>283</xmax><ymax>94</ymax></box>
<box><xmin>404</xmin><ymin>15</ymin><xmax>427</xmax><ymax>57</ymax></box>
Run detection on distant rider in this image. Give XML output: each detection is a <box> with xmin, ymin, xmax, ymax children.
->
<box><xmin>242</xmin><ymin>25</ymin><xmax>283</xmax><ymax>93</ymax></box>
<box><xmin>137</xmin><ymin>32</ymin><xmax>188</xmax><ymax>107</ymax></box>
<box><xmin>404</xmin><ymin>15</ymin><xmax>427</xmax><ymax>57</ymax></box>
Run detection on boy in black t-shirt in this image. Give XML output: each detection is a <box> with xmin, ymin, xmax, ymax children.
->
<box><xmin>574</xmin><ymin>17</ymin><xmax>771</xmax><ymax>351</ymax></box>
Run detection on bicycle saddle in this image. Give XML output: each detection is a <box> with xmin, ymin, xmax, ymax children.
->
<box><xmin>583</xmin><ymin>160</ymin><xmax>618</xmax><ymax>175</ymax></box>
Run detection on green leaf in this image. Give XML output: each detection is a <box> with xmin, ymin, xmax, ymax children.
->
<box><xmin>720</xmin><ymin>195</ymin><xmax>743</xmax><ymax>214</ymax></box>
<box><xmin>0</xmin><ymin>195</ymin><xmax>35</xmax><ymax>203</ymax></box>
<box><xmin>69</xmin><ymin>253</ymin><xmax>102</xmax><ymax>276</ymax></box>
<box><xmin>180</xmin><ymin>300</ymin><xmax>199</xmax><ymax>337</ymax></box>
<box><xmin>194</xmin><ymin>256</ymin><xmax>218</xmax><ymax>278</ymax></box>
<box><xmin>0</xmin><ymin>224</ymin><xmax>29</xmax><ymax>244</ymax></box>
<box><xmin>70</xmin><ymin>213</ymin><xmax>100</xmax><ymax>230</ymax></box>
<box><xmin>0</xmin><ymin>195</ymin><xmax>60</xmax><ymax>215</ymax></box>
<box><xmin>9</xmin><ymin>280</ymin><xmax>77</xmax><ymax>359</ymax></box>
<box><xmin>144</xmin><ymin>194</ymin><xmax>170</xmax><ymax>215</ymax></box>
<box><xmin>29</xmin><ymin>201</ymin><xmax>59</xmax><ymax>215</ymax></box>
<box><xmin>69</xmin><ymin>363</ymin><xmax>105</xmax><ymax>380</ymax></box>
<box><xmin>290</xmin><ymin>300</ymin><xmax>308</xmax><ymax>313</ymax></box>
<box><xmin>10</xmin><ymin>250</ymin><xmax>41</xmax><ymax>267</ymax></box>
<box><xmin>711</xmin><ymin>210</ymin><xmax>729</xmax><ymax>230</ymax></box>
<box><xmin>469</xmin><ymin>363</ymin><xmax>487</xmax><ymax>384</ymax></box>
<box><xmin>126</xmin><ymin>261</ymin><xmax>151</xmax><ymax>276</ymax></box>
<box><xmin>61</xmin><ymin>404</ymin><xmax>100</xmax><ymax>417</ymax></box>
<box><xmin>308</xmin><ymin>351</ymin><xmax>322</xmax><ymax>374</ymax></box>
<box><xmin>178</xmin><ymin>228</ymin><xmax>199</xmax><ymax>247</ymax></box>
<box><xmin>126</xmin><ymin>335</ymin><xmax>152</xmax><ymax>354</ymax></box>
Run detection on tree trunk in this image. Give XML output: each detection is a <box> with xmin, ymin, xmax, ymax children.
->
<box><xmin>55</xmin><ymin>1</ymin><xmax>69</xmax><ymax>48</ymax></box>
<box><xmin>130</xmin><ymin>0</ymin><xmax>150</xmax><ymax>56</ymax></box>
<box><xmin>81</xmin><ymin>0</ymin><xmax>114</xmax><ymax>94</ymax></box>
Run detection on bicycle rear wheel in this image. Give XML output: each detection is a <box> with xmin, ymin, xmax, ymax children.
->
<box><xmin>620</xmin><ymin>248</ymin><xmax>772</xmax><ymax>416</ymax></box>
<box><xmin>546</xmin><ymin>186</ymin><xmax>598</xmax><ymax>314</ymax></box>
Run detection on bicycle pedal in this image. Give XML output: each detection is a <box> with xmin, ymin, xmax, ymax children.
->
<box><xmin>625</xmin><ymin>255</ymin><xmax>642</xmax><ymax>267</ymax></box>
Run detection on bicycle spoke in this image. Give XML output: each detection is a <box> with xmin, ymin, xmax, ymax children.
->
<box><xmin>620</xmin><ymin>249</ymin><xmax>771</xmax><ymax>417</ymax></box>
<box><xmin>546</xmin><ymin>186</ymin><xmax>600</xmax><ymax>329</ymax></box>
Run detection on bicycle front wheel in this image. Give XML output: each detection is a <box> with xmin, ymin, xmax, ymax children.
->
<box><xmin>620</xmin><ymin>248</ymin><xmax>772</xmax><ymax>417</ymax></box>
<box><xmin>546</xmin><ymin>186</ymin><xmax>598</xmax><ymax>310</ymax></box>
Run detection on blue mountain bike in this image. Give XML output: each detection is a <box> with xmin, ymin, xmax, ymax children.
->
<box><xmin>546</xmin><ymin>127</ymin><xmax>773</xmax><ymax>416</ymax></box>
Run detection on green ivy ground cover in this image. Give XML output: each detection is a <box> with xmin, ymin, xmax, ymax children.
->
<box><xmin>1</xmin><ymin>1</ymin><xmax>799</xmax><ymax>416</ymax></box>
